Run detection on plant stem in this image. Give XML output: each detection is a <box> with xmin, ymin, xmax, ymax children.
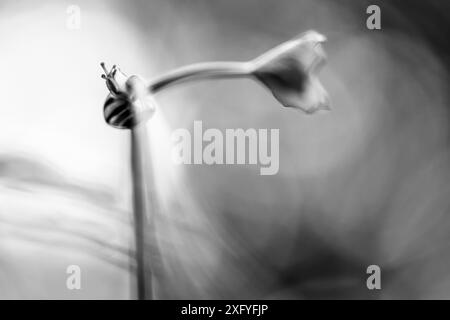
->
<box><xmin>130</xmin><ymin>124</ymin><xmax>153</xmax><ymax>300</ymax></box>
<box><xmin>148</xmin><ymin>61</ymin><xmax>252</xmax><ymax>93</ymax></box>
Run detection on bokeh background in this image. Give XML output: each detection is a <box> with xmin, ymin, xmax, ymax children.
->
<box><xmin>0</xmin><ymin>0</ymin><xmax>449</xmax><ymax>299</ymax></box>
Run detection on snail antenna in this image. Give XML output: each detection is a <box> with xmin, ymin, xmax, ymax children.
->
<box><xmin>100</xmin><ymin>62</ymin><xmax>109</xmax><ymax>75</ymax></box>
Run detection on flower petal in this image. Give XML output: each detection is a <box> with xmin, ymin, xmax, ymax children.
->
<box><xmin>252</xmin><ymin>30</ymin><xmax>329</xmax><ymax>113</ymax></box>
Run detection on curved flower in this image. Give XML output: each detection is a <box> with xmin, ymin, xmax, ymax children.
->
<box><xmin>101</xmin><ymin>30</ymin><xmax>330</xmax><ymax>129</ymax></box>
<box><xmin>144</xmin><ymin>30</ymin><xmax>329</xmax><ymax>114</ymax></box>
<box><xmin>99</xmin><ymin>30</ymin><xmax>330</xmax><ymax>300</ymax></box>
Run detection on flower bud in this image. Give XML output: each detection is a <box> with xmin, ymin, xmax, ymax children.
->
<box><xmin>251</xmin><ymin>30</ymin><xmax>330</xmax><ymax>114</ymax></box>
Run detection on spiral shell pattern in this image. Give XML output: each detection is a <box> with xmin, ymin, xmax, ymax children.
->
<box><xmin>103</xmin><ymin>94</ymin><xmax>155</xmax><ymax>129</ymax></box>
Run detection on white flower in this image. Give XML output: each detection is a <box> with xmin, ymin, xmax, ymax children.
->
<box><xmin>251</xmin><ymin>30</ymin><xmax>330</xmax><ymax>114</ymax></box>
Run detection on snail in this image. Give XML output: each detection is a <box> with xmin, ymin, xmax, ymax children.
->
<box><xmin>101</xmin><ymin>62</ymin><xmax>155</xmax><ymax>129</ymax></box>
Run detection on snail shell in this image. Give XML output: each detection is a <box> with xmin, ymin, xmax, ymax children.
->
<box><xmin>103</xmin><ymin>75</ymin><xmax>156</xmax><ymax>129</ymax></box>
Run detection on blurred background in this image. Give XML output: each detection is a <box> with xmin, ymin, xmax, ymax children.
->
<box><xmin>0</xmin><ymin>0</ymin><xmax>449</xmax><ymax>299</ymax></box>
